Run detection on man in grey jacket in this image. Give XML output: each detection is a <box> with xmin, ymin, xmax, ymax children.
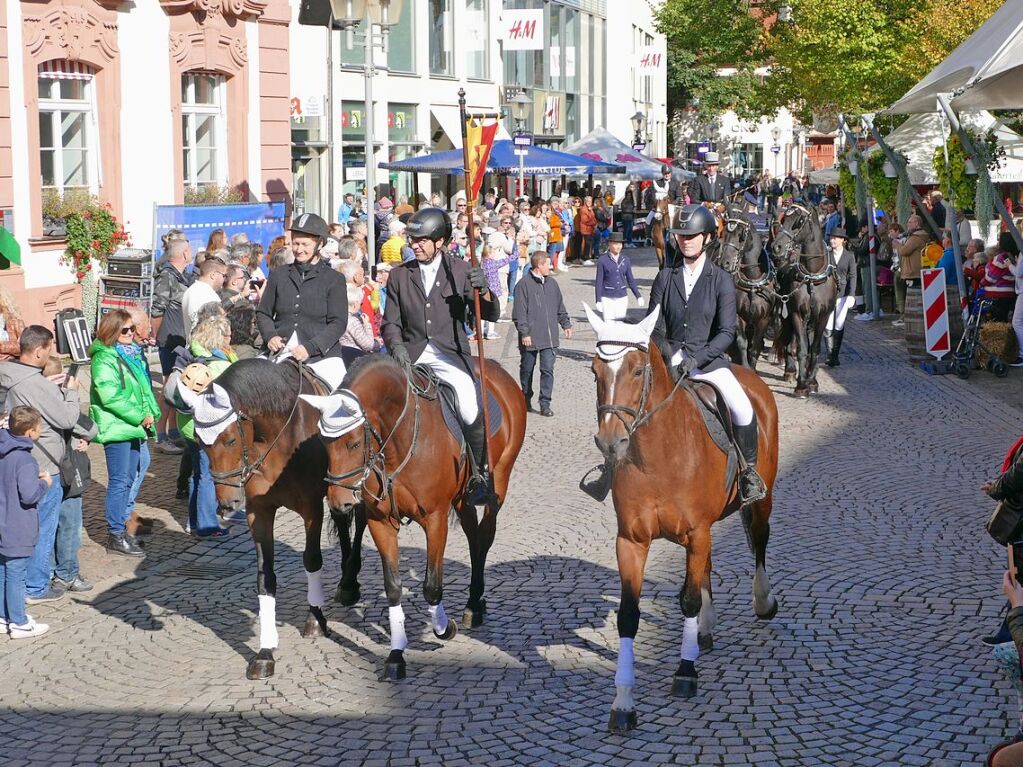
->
<box><xmin>512</xmin><ymin>251</ymin><xmax>572</xmax><ymax>416</ymax></box>
<box><xmin>0</xmin><ymin>326</ymin><xmax>84</xmax><ymax>602</ymax></box>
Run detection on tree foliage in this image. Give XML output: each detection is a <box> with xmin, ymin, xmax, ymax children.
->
<box><xmin>656</xmin><ymin>0</ymin><xmax>1003</xmax><ymax>123</ymax></box>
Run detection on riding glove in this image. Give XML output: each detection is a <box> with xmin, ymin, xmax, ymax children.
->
<box><xmin>390</xmin><ymin>343</ymin><xmax>413</xmax><ymax>376</ymax></box>
<box><xmin>468</xmin><ymin>266</ymin><xmax>488</xmax><ymax>291</ymax></box>
<box><xmin>679</xmin><ymin>356</ymin><xmax>698</xmax><ymax>378</ymax></box>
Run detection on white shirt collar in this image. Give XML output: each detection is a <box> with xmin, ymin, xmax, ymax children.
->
<box><xmin>682</xmin><ymin>254</ymin><xmax>706</xmax><ymax>278</ymax></box>
<box><xmin>418</xmin><ymin>254</ymin><xmax>443</xmax><ymax>290</ymax></box>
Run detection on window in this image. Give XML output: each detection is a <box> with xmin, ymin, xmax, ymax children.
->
<box><xmin>733</xmin><ymin>143</ymin><xmax>764</xmax><ymax>180</ymax></box>
<box><xmin>465</xmin><ymin>0</ymin><xmax>488</xmax><ymax>80</ymax></box>
<box><xmin>388</xmin><ymin>6</ymin><xmax>415</xmax><ymax>73</ymax></box>
<box><xmin>429</xmin><ymin>0</ymin><xmax>453</xmax><ymax>76</ymax></box>
<box><xmin>181</xmin><ymin>72</ymin><xmax>227</xmax><ymax>192</ymax></box>
<box><xmin>38</xmin><ymin>62</ymin><xmax>98</xmax><ymax>196</ymax></box>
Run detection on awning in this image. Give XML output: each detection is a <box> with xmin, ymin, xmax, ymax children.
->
<box><xmin>379</xmin><ymin>140</ymin><xmax>625</xmax><ymax>176</ymax></box>
<box><xmin>886</xmin><ymin>2</ymin><xmax>1023</xmax><ymax>114</ymax></box>
<box><xmin>431</xmin><ymin>105</ymin><xmax>511</xmax><ymax>149</ymax></box>
<box><xmin>38</xmin><ymin>60</ymin><xmax>94</xmax><ymax>80</ymax></box>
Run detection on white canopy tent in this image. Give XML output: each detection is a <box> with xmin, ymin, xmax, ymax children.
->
<box><xmin>810</xmin><ymin>111</ymin><xmax>1023</xmax><ymax>185</ymax></box>
<box><xmin>886</xmin><ymin>0</ymin><xmax>1023</xmax><ymax>114</ymax></box>
<box><xmin>563</xmin><ymin>128</ymin><xmax>694</xmax><ymax>181</ymax></box>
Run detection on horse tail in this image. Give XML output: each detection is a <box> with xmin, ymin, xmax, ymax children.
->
<box><xmin>772</xmin><ymin>318</ymin><xmax>791</xmax><ymax>363</ymax></box>
<box><xmin>740</xmin><ymin>506</ymin><xmax>756</xmax><ymax>555</ymax></box>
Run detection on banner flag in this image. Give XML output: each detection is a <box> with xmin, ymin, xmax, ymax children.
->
<box><xmin>465</xmin><ymin>118</ymin><xmax>499</xmax><ymax>202</ymax></box>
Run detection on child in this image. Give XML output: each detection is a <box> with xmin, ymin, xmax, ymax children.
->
<box><xmin>481</xmin><ymin>243</ymin><xmax>514</xmax><ymax>340</ymax></box>
<box><xmin>0</xmin><ymin>405</ymin><xmax>54</xmax><ymax>639</ymax></box>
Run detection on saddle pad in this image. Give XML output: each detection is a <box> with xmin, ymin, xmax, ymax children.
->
<box><xmin>437</xmin><ymin>380</ymin><xmax>503</xmax><ymax>448</ymax></box>
<box><xmin>683</xmin><ymin>383</ymin><xmax>738</xmax><ymax>493</ymax></box>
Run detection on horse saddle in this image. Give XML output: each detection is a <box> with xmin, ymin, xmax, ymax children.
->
<box><xmin>411</xmin><ymin>365</ymin><xmax>502</xmax><ymax>448</ymax></box>
<box><xmin>683</xmin><ymin>380</ymin><xmax>738</xmax><ymax>493</ymax></box>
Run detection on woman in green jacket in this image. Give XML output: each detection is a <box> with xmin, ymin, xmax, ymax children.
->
<box><xmin>89</xmin><ymin>309</ymin><xmax>160</xmax><ymax>557</ymax></box>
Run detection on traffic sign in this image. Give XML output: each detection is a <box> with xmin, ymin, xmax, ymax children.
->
<box><xmin>513</xmin><ymin>132</ymin><xmax>533</xmax><ymax>147</ymax></box>
<box><xmin>921</xmin><ymin>268</ymin><xmax>951</xmax><ymax>359</ymax></box>
<box><xmin>770</xmin><ymin>144</ymin><xmax>781</xmax><ymax>154</ymax></box>
<box><xmin>632</xmin><ymin>142</ymin><xmax>646</xmax><ymax>152</ymax></box>
<box><xmin>697</xmin><ymin>142</ymin><xmax>710</xmax><ymax>154</ymax></box>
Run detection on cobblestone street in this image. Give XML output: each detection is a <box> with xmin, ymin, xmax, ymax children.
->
<box><xmin>1</xmin><ymin>247</ymin><xmax>1019</xmax><ymax>766</ymax></box>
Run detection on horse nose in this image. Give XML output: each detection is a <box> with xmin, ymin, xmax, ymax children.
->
<box><xmin>594</xmin><ymin>433</ymin><xmax>629</xmax><ymax>463</ymax></box>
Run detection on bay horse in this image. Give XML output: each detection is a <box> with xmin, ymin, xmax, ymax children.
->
<box><xmin>194</xmin><ymin>358</ymin><xmax>367</xmax><ymax>680</ymax></box>
<box><xmin>585</xmin><ymin>305</ymin><xmax>780</xmax><ymax>735</ymax></box>
<box><xmin>770</xmin><ymin>201</ymin><xmax>838</xmax><ymax>398</ymax></box>
<box><xmin>648</xmin><ymin>195</ymin><xmax>670</xmax><ymax>269</ymax></box>
<box><xmin>718</xmin><ymin>205</ymin><xmax>775</xmax><ymax>370</ymax></box>
<box><xmin>302</xmin><ymin>354</ymin><xmax>526</xmax><ymax>681</ymax></box>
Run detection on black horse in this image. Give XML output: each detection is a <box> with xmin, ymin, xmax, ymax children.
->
<box><xmin>717</xmin><ymin>205</ymin><xmax>775</xmax><ymax>370</ymax></box>
<box><xmin>769</xmin><ymin>201</ymin><xmax>837</xmax><ymax>398</ymax></box>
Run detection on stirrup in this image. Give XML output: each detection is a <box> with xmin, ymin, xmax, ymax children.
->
<box><xmin>580</xmin><ymin>463</ymin><xmax>613</xmax><ymax>502</ymax></box>
<box><xmin>464</xmin><ymin>472</ymin><xmax>496</xmax><ymax>506</ymax></box>
<box><xmin>739</xmin><ymin>468</ymin><xmax>767</xmax><ymax>505</ymax></box>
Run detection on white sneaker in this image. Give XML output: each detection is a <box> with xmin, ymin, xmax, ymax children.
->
<box><xmin>10</xmin><ymin>618</ymin><xmax>49</xmax><ymax>639</ymax></box>
<box><xmin>891</xmin><ymin>319</ymin><xmax>905</xmax><ymax>327</ymax></box>
<box><xmin>582</xmin><ymin>259</ymin><xmax>595</xmax><ymax>266</ymax></box>
<box><xmin>1010</xmin><ymin>357</ymin><xmax>1023</xmax><ymax>368</ymax></box>
<box><xmin>854</xmin><ymin>312</ymin><xmax>873</xmax><ymax>321</ymax></box>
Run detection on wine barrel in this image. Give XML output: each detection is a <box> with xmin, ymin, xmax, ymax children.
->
<box><xmin>905</xmin><ymin>286</ymin><xmax>927</xmax><ymax>364</ymax></box>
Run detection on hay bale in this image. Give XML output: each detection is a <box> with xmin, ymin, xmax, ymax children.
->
<box><xmin>978</xmin><ymin>322</ymin><xmax>1019</xmax><ymax>366</ymax></box>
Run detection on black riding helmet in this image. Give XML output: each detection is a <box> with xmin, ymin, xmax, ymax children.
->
<box><xmin>406</xmin><ymin>206</ymin><xmax>452</xmax><ymax>242</ymax></box>
<box><xmin>289</xmin><ymin>212</ymin><xmax>329</xmax><ymax>242</ymax></box>
<box><xmin>670</xmin><ymin>204</ymin><xmax>717</xmax><ymax>238</ymax></box>
<box><xmin>661</xmin><ymin>163</ymin><xmax>672</xmax><ymax>175</ymax></box>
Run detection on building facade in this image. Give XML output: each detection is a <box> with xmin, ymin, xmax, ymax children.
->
<box><xmin>0</xmin><ymin>0</ymin><xmax>291</xmax><ymax>326</ymax></box>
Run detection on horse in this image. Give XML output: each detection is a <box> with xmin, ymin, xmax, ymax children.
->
<box><xmin>301</xmin><ymin>354</ymin><xmax>527</xmax><ymax>681</ymax></box>
<box><xmin>584</xmin><ymin>305</ymin><xmax>780</xmax><ymax>735</ymax></box>
<box><xmin>717</xmin><ymin>205</ymin><xmax>775</xmax><ymax>370</ymax></box>
<box><xmin>769</xmin><ymin>200</ymin><xmax>838</xmax><ymax>398</ymax></box>
<box><xmin>648</xmin><ymin>195</ymin><xmax>670</xmax><ymax>269</ymax></box>
<box><xmin>195</xmin><ymin>358</ymin><xmax>367</xmax><ymax>680</ymax></box>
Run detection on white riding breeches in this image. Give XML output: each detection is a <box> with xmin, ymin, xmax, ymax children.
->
<box><xmin>601</xmin><ymin>296</ymin><xmax>629</xmax><ymax>321</ymax></box>
<box><xmin>416</xmin><ymin>343</ymin><xmax>479</xmax><ymax>424</ymax></box>
<box><xmin>645</xmin><ymin>202</ymin><xmax>676</xmax><ymax>229</ymax></box>
<box><xmin>671</xmin><ymin>352</ymin><xmax>754</xmax><ymax>427</ymax></box>
<box><xmin>826</xmin><ymin>296</ymin><xmax>856</xmax><ymax>332</ymax></box>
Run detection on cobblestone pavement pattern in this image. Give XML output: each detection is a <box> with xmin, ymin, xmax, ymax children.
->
<box><xmin>0</xmin><ymin>247</ymin><xmax>1019</xmax><ymax>767</ymax></box>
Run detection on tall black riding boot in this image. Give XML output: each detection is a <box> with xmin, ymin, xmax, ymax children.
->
<box><xmin>734</xmin><ymin>413</ymin><xmax>768</xmax><ymax>505</ymax></box>
<box><xmin>831</xmin><ymin>328</ymin><xmax>845</xmax><ymax>367</ymax></box>
<box><xmin>824</xmin><ymin>329</ymin><xmax>837</xmax><ymax>367</ymax></box>
<box><xmin>463</xmin><ymin>415</ymin><xmax>496</xmax><ymax>506</ymax></box>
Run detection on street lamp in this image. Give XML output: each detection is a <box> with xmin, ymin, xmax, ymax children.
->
<box><xmin>770</xmin><ymin>125</ymin><xmax>781</xmax><ymax>176</ymax></box>
<box><xmin>631</xmin><ymin>111</ymin><xmax>646</xmax><ymax>151</ymax></box>
<box><xmin>326</xmin><ymin>0</ymin><xmax>404</xmax><ymax>268</ymax></box>
<box><xmin>506</xmin><ymin>89</ymin><xmax>532</xmax><ymax>199</ymax></box>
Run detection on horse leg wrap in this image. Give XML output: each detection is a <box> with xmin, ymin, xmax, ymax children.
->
<box><xmin>305</xmin><ymin>569</ymin><xmax>326</xmax><ymax>608</ymax></box>
<box><xmin>429</xmin><ymin>603</ymin><xmax>449</xmax><ymax>636</ymax></box>
<box><xmin>258</xmin><ymin>595</ymin><xmax>279</xmax><ymax>649</ymax></box>
<box><xmin>615</xmin><ymin>637</ymin><xmax>636</xmax><ymax>686</ymax></box>
<box><xmin>680</xmin><ymin>616</ymin><xmax>700</xmax><ymax>662</ymax></box>
<box><xmin>389</xmin><ymin>605</ymin><xmax>408</xmax><ymax>651</ymax></box>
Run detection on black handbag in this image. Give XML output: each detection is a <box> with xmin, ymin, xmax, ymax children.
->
<box><xmin>987</xmin><ymin>497</ymin><xmax>1023</xmax><ymax>546</ymax></box>
<box><xmin>38</xmin><ymin>432</ymin><xmax>92</xmax><ymax>499</ymax></box>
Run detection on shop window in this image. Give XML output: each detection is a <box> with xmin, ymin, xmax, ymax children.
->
<box><xmin>429</xmin><ymin>0</ymin><xmax>453</xmax><ymax>76</ymax></box>
<box><xmin>465</xmin><ymin>0</ymin><xmax>489</xmax><ymax>80</ymax></box>
<box><xmin>181</xmin><ymin>72</ymin><xmax>228</xmax><ymax>193</ymax></box>
<box><xmin>37</xmin><ymin>61</ymin><xmax>99</xmax><ymax>198</ymax></box>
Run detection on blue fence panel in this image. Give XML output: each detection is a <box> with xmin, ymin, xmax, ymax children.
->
<box><xmin>152</xmin><ymin>202</ymin><xmax>286</xmax><ymax>262</ymax></box>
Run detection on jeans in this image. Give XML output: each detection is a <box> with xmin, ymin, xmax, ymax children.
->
<box><xmin>507</xmin><ymin>257</ymin><xmax>520</xmax><ymax>296</ymax></box>
<box><xmin>859</xmin><ymin>266</ymin><xmax>873</xmax><ymax>313</ymax></box>
<box><xmin>104</xmin><ymin>439</ymin><xmax>142</xmax><ymax>536</ymax></box>
<box><xmin>177</xmin><ymin>449</ymin><xmax>193</xmax><ymax>493</ymax></box>
<box><xmin>547</xmin><ymin>241</ymin><xmax>564</xmax><ymax>268</ymax></box>
<box><xmin>520</xmin><ymin>347</ymin><xmax>556</xmax><ymax>408</ymax></box>
<box><xmin>25</xmin><ymin>479</ymin><xmax>62</xmax><ymax>598</ymax></box>
<box><xmin>126</xmin><ymin>441</ymin><xmax>151</xmax><ymax>521</ymax></box>
<box><xmin>622</xmin><ymin>219</ymin><xmax>634</xmax><ymax>245</ymax></box>
<box><xmin>0</xmin><ymin>554</ymin><xmax>29</xmax><ymax>626</ymax></box>
<box><xmin>52</xmin><ymin>491</ymin><xmax>83</xmax><ymax>583</ymax></box>
<box><xmin>188</xmin><ymin>441</ymin><xmax>220</xmax><ymax>535</ymax></box>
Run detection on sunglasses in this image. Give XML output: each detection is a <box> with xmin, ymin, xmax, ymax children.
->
<box><xmin>120</xmin><ymin>325</ymin><xmax>136</xmax><ymax>334</ymax></box>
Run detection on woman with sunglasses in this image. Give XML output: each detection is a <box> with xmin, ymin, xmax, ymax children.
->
<box><xmin>88</xmin><ymin>310</ymin><xmax>161</xmax><ymax>558</ymax></box>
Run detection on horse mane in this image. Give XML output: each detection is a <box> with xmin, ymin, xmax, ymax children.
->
<box><xmin>340</xmin><ymin>352</ymin><xmax>401</xmax><ymax>389</ymax></box>
<box><xmin>215</xmin><ymin>358</ymin><xmax>302</xmax><ymax>417</ymax></box>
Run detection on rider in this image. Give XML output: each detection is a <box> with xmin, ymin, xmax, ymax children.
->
<box><xmin>381</xmin><ymin>207</ymin><xmax>499</xmax><ymax>503</ymax></box>
<box><xmin>651</xmin><ymin>205</ymin><xmax>767</xmax><ymax>505</ymax></box>
<box><xmin>644</xmin><ymin>164</ymin><xmax>686</xmax><ymax>237</ymax></box>
<box><xmin>690</xmin><ymin>152</ymin><xmax>733</xmax><ymax>208</ymax></box>
<box><xmin>256</xmin><ymin>212</ymin><xmax>348</xmax><ymax>371</ymax></box>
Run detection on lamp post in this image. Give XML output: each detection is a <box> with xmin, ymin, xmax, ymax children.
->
<box><xmin>327</xmin><ymin>0</ymin><xmax>404</xmax><ymax>268</ymax></box>
<box><xmin>507</xmin><ymin>89</ymin><xmax>532</xmax><ymax>200</ymax></box>
<box><xmin>631</xmin><ymin>111</ymin><xmax>647</xmax><ymax>152</ymax></box>
<box><xmin>770</xmin><ymin>125</ymin><xmax>781</xmax><ymax>176</ymax></box>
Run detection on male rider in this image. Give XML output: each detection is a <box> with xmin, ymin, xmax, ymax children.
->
<box><xmin>644</xmin><ymin>164</ymin><xmax>686</xmax><ymax>236</ymax></box>
<box><xmin>381</xmin><ymin>207</ymin><xmax>500</xmax><ymax>503</ymax></box>
<box><xmin>690</xmin><ymin>152</ymin><xmax>733</xmax><ymax>207</ymax></box>
<box><xmin>256</xmin><ymin>213</ymin><xmax>348</xmax><ymax>364</ymax></box>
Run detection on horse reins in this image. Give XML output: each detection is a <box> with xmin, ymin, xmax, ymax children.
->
<box><xmin>596</xmin><ymin>341</ymin><xmax>688</xmax><ymax>437</ymax></box>
<box><xmin>207</xmin><ymin>361</ymin><xmax>307</xmax><ymax>490</ymax></box>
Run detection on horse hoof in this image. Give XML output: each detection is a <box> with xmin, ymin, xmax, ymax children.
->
<box><xmin>808</xmin><ymin>382</ymin><xmax>819</xmax><ymax>393</ymax></box>
<box><xmin>608</xmin><ymin>708</ymin><xmax>638</xmax><ymax>735</ymax></box>
<box><xmin>671</xmin><ymin>674</ymin><xmax>698</xmax><ymax>699</ymax></box>
<box><xmin>756</xmin><ymin>597</ymin><xmax>779</xmax><ymax>621</ymax></box>
<box><xmin>782</xmin><ymin>372</ymin><xmax>796</xmax><ymax>383</ymax></box>
<box><xmin>335</xmin><ymin>585</ymin><xmax>361</xmax><ymax>607</ymax></box>
<box><xmin>301</xmin><ymin>613</ymin><xmax>327</xmax><ymax>639</ymax></box>
<box><xmin>380</xmin><ymin>650</ymin><xmax>406</xmax><ymax>681</ymax></box>
<box><xmin>462</xmin><ymin>600</ymin><xmax>486</xmax><ymax>629</ymax></box>
<box><xmin>698</xmin><ymin>633</ymin><xmax>714</xmax><ymax>652</ymax></box>
<box><xmin>246</xmin><ymin>649</ymin><xmax>275</xmax><ymax>680</ymax></box>
<box><xmin>434</xmin><ymin>620</ymin><xmax>458</xmax><ymax>641</ymax></box>
<box><xmin>793</xmin><ymin>388</ymin><xmax>809</xmax><ymax>399</ymax></box>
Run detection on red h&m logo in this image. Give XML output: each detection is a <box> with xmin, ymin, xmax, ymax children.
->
<box><xmin>508</xmin><ymin>18</ymin><xmax>537</xmax><ymax>40</ymax></box>
<box><xmin>640</xmin><ymin>53</ymin><xmax>662</xmax><ymax>69</ymax></box>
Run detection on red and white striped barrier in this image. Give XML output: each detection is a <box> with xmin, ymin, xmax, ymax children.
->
<box><xmin>921</xmin><ymin>267</ymin><xmax>950</xmax><ymax>359</ymax></box>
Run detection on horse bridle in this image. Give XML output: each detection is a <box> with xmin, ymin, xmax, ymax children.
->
<box><xmin>207</xmin><ymin>362</ymin><xmax>306</xmax><ymax>490</ymax></box>
<box><xmin>719</xmin><ymin>215</ymin><xmax>775</xmax><ymax>291</ymax></box>
<box><xmin>323</xmin><ymin>376</ymin><xmax>421</xmax><ymax>507</ymax></box>
<box><xmin>595</xmin><ymin>341</ymin><xmax>687</xmax><ymax>438</ymax></box>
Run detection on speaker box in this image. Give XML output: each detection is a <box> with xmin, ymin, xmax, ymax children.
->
<box><xmin>297</xmin><ymin>0</ymin><xmax>332</xmax><ymax>26</ymax></box>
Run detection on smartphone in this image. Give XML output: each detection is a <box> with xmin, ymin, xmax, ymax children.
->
<box><xmin>1011</xmin><ymin>541</ymin><xmax>1023</xmax><ymax>585</ymax></box>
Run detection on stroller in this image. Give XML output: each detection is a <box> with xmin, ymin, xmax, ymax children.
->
<box><xmin>953</xmin><ymin>291</ymin><xmax>1009</xmax><ymax>378</ymax></box>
